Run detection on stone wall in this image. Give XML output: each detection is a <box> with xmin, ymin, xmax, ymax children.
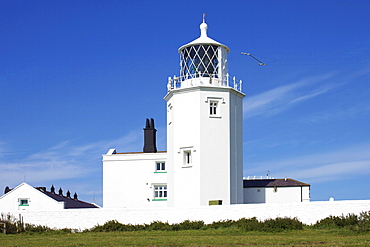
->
<box><xmin>2</xmin><ymin>200</ymin><xmax>369</xmax><ymax>230</ymax></box>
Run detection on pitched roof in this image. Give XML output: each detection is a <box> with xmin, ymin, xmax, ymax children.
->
<box><xmin>243</xmin><ymin>178</ymin><xmax>310</xmax><ymax>188</ymax></box>
<box><xmin>40</xmin><ymin>190</ymin><xmax>98</xmax><ymax>209</ymax></box>
<box><xmin>2</xmin><ymin>183</ymin><xmax>99</xmax><ymax>209</ymax></box>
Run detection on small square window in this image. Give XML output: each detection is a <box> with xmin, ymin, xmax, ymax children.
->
<box><xmin>156</xmin><ymin>162</ymin><xmax>166</xmax><ymax>172</ymax></box>
<box><xmin>19</xmin><ymin>199</ymin><xmax>29</xmax><ymax>206</ymax></box>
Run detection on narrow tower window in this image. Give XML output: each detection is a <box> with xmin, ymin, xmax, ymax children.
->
<box><xmin>184</xmin><ymin>150</ymin><xmax>192</xmax><ymax>165</ymax></box>
<box><xmin>210</xmin><ymin>101</ymin><xmax>218</xmax><ymax>115</ymax></box>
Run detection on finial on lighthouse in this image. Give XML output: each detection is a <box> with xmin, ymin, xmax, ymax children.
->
<box><xmin>200</xmin><ymin>13</ymin><xmax>208</xmax><ymax>37</ymax></box>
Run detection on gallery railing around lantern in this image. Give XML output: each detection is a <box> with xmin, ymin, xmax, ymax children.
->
<box><xmin>167</xmin><ymin>73</ymin><xmax>242</xmax><ymax>92</ymax></box>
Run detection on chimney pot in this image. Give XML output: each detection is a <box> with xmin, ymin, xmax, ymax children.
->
<box><xmin>143</xmin><ymin>118</ymin><xmax>157</xmax><ymax>153</ymax></box>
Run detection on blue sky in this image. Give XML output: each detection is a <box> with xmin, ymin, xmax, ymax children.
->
<box><xmin>1</xmin><ymin>1</ymin><xmax>370</xmax><ymax>206</ymax></box>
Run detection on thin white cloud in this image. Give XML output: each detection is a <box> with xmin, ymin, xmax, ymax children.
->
<box><xmin>287</xmin><ymin>160</ymin><xmax>370</xmax><ymax>183</ymax></box>
<box><xmin>244</xmin><ymin>143</ymin><xmax>370</xmax><ymax>183</ymax></box>
<box><xmin>0</xmin><ymin>130</ymin><xmax>144</xmax><ymax>189</ymax></box>
<box><xmin>243</xmin><ymin>73</ymin><xmax>336</xmax><ymax>118</ymax></box>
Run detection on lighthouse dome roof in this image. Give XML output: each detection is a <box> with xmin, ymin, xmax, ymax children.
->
<box><xmin>178</xmin><ymin>20</ymin><xmax>229</xmax><ymax>53</ymax></box>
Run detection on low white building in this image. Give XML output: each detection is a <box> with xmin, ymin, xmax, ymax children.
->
<box><xmin>243</xmin><ymin>178</ymin><xmax>310</xmax><ymax>204</ymax></box>
<box><xmin>103</xmin><ymin>147</ymin><xmax>168</xmax><ymax>208</ymax></box>
<box><xmin>0</xmin><ymin>182</ymin><xmax>98</xmax><ymax>211</ymax></box>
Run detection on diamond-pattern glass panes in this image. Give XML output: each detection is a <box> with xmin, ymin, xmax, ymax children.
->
<box><xmin>180</xmin><ymin>45</ymin><xmax>219</xmax><ymax>80</ymax></box>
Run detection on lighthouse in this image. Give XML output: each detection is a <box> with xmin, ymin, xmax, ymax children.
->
<box><xmin>165</xmin><ymin>17</ymin><xmax>245</xmax><ymax>206</ymax></box>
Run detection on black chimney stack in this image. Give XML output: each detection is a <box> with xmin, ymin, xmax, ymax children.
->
<box><xmin>143</xmin><ymin>118</ymin><xmax>157</xmax><ymax>153</ymax></box>
<box><xmin>4</xmin><ymin>186</ymin><xmax>11</xmax><ymax>194</ymax></box>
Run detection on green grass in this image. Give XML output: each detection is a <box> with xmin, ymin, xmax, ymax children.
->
<box><xmin>1</xmin><ymin>228</ymin><xmax>370</xmax><ymax>246</ymax></box>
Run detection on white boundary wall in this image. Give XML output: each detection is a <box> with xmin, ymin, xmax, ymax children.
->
<box><xmin>2</xmin><ymin>200</ymin><xmax>370</xmax><ymax>230</ymax></box>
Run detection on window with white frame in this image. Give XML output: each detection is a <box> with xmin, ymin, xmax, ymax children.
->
<box><xmin>153</xmin><ymin>185</ymin><xmax>167</xmax><ymax>199</ymax></box>
<box><xmin>206</xmin><ymin>97</ymin><xmax>222</xmax><ymax>118</ymax></box>
<box><xmin>155</xmin><ymin>162</ymin><xmax>166</xmax><ymax>172</ymax></box>
<box><xmin>210</xmin><ymin>101</ymin><xmax>218</xmax><ymax>115</ymax></box>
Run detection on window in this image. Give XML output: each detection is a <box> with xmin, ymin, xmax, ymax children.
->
<box><xmin>210</xmin><ymin>101</ymin><xmax>217</xmax><ymax>115</ymax></box>
<box><xmin>153</xmin><ymin>185</ymin><xmax>167</xmax><ymax>200</ymax></box>
<box><xmin>206</xmin><ymin>97</ymin><xmax>223</xmax><ymax>118</ymax></box>
<box><xmin>184</xmin><ymin>150</ymin><xmax>192</xmax><ymax>165</ymax></box>
<box><xmin>19</xmin><ymin>199</ymin><xmax>29</xmax><ymax>206</ymax></box>
<box><xmin>155</xmin><ymin>162</ymin><xmax>166</xmax><ymax>173</ymax></box>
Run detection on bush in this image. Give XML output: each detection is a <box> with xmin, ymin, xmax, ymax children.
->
<box><xmin>235</xmin><ymin>217</ymin><xmax>261</xmax><ymax>231</ymax></box>
<box><xmin>177</xmin><ymin>220</ymin><xmax>205</xmax><ymax>230</ymax></box>
<box><xmin>261</xmin><ymin>217</ymin><xmax>303</xmax><ymax>232</ymax></box>
<box><xmin>89</xmin><ymin>220</ymin><xmax>126</xmax><ymax>232</ymax></box>
<box><xmin>313</xmin><ymin>214</ymin><xmax>358</xmax><ymax>229</ymax></box>
<box><xmin>208</xmin><ymin>219</ymin><xmax>235</xmax><ymax>229</ymax></box>
<box><xmin>145</xmin><ymin>221</ymin><xmax>172</xmax><ymax>231</ymax></box>
<box><xmin>357</xmin><ymin>211</ymin><xmax>370</xmax><ymax>232</ymax></box>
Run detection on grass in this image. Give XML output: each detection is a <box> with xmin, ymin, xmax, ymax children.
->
<box><xmin>1</xmin><ymin>228</ymin><xmax>370</xmax><ymax>246</ymax></box>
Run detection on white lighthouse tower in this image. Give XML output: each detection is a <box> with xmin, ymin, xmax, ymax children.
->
<box><xmin>165</xmin><ymin>17</ymin><xmax>245</xmax><ymax>207</ymax></box>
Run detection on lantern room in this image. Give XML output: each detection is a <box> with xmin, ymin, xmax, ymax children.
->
<box><xmin>167</xmin><ymin>17</ymin><xmax>243</xmax><ymax>91</ymax></box>
<box><xmin>179</xmin><ymin>19</ymin><xmax>229</xmax><ymax>87</ymax></box>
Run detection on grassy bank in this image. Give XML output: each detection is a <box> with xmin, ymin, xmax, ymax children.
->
<box><xmin>1</xmin><ymin>228</ymin><xmax>370</xmax><ymax>246</ymax></box>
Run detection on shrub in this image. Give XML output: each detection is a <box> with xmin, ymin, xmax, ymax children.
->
<box><xmin>261</xmin><ymin>217</ymin><xmax>303</xmax><ymax>232</ymax></box>
<box><xmin>235</xmin><ymin>217</ymin><xmax>261</xmax><ymax>231</ymax></box>
<box><xmin>88</xmin><ymin>220</ymin><xmax>147</xmax><ymax>232</ymax></box>
<box><xmin>177</xmin><ymin>220</ymin><xmax>205</xmax><ymax>230</ymax></box>
<box><xmin>314</xmin><ymin>214</ymin><xmax>358</xmax><ymax>229</ymax></box>
<box><xmin>208</xmin><ymin>219</ymin><xmax>235</xmax><ymax>229</ymax></box>
<box><xmin>146</xmin><ymin>221</ymin><xmax>172</xmax><ymax>231</ymax></box>
<box><xmin>357</xmin><ymin>211</ymin><xmax>370</xmax><ymax>232</ymax></box>
<box><xmin>89</xmin><ymin>220</ymin><xmax>126</xmax><ymax>232</ymax></box>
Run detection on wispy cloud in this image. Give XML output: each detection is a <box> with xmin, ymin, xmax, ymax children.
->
<box><xmin>0</xmin><ymin>130</ymin><xmax>144</xmax><ymax>188</ymax></box>
<box><xmin>243</xmin><ymin>73</ymin><xmax>336</xmax><ymax>118</ymax></box>
<box><xmin>244</xmin><ymin>143</ymin><xmax>370</xmax><ymax>183</ymax></box>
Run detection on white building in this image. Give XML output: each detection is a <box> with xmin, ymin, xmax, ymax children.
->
<box><xmin>102</xmin><ymin>19</ymin><xmax>310</xmax><ymax>208</ymax></box>
<box><xmin>0</xmin><ymin>182</ymin><xmax>98</xmax><ymax>211</ymax></box>
<box><xmin>243</xmin><ymin>178</ymin><xmax>310</xmax><ymax>204</ymax></box>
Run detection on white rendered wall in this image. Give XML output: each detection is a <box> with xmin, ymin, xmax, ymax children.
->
<box><xmin>103</xmin><ymin>152</ymin><xmax>167</xmax><ymax>208</ymax></box>
<box><xmin>3</xmin><ymin>200</ymin><xmax>370</xmax><ymax>230</ymax></box>
<box><xmin>0</xmin><ymin>183</ymin><xmax>64</xmax><ymax>211</ymax></box>
<box><xmin>243</xmin><ymin>186</ymin><xmax>310</xmax><ymax>204</ymax></box>
<box><xmin>165</xmin><ymin>85</ymin><xmax>244</xmax><ymax>207</ymax></box>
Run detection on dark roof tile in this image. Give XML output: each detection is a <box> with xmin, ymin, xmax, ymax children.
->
<box><xmin>243</xmin><ymin>178</ymin><xmax>310</xmax><ymax>188</ymax></box>
<box><xmin>35</xmin><ymin>188</ymin><xmax>98</xmax><ymax>209</ymax></box>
